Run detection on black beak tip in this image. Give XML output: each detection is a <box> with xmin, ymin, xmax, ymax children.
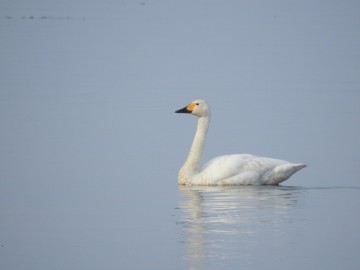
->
<box><xmin>175</xmin><ymin>106</ymin><xmax>191</xmax><ymax>114</ymax></box>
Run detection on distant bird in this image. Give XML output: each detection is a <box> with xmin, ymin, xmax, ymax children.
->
<box><xmin>175</xmin><ymin>99</ymin><xmax>306</xmax><ymax>185</ymax></box>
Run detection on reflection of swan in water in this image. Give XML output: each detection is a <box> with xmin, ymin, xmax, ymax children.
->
<box><xmin>175</xmin><ymin>99</ymin><xmax>306</xmax><ymax>186</ymax></box>
<box><xmin>177</xmin><ymin>185</ymin><xmax>305</xmax><ymax>268</ymax></box>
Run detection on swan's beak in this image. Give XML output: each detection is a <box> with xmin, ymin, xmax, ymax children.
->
<box><xmin>175</xmin><ymin>105</ymin><xmax>192</xmax><ymax>114</ymax></box>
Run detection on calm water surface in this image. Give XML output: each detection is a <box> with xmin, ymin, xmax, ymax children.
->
<box><xmin>2</xmin><ymin>181</ymin><xmax>359</xmax><ymax>270</ymax></box>
<box><xmin>1</xmin><ymin>1</ymin><xmax>360</xmax><ymax>269</ymax></box>
<box><xmin>176</xmin><ymin>185</ymin><xmax>360</xmax><ymax>270</ymax></box>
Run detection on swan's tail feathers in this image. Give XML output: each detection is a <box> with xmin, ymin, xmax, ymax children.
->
<box><xmin>275</xmin><ymin>163</ymin><xmax>307</xmax><ymax>183</ymax></box>
<box><xmin>290</xmin><ymin>163</ymin><xmax>307</xmax><ymax>171</ymax></box>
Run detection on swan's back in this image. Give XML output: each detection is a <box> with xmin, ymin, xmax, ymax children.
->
<box><xmin>193</xmin><ymin>154</ymin><xmax>306</xmax><ymax>185</ymax></box>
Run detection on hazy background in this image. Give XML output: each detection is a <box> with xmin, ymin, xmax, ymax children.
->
<box><xmin>1</xmin><ymin>0</ymin><xmax>359</xmax><ymax>269</ymax></box>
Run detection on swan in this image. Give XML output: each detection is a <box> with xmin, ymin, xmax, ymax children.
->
<box><xmin>175</xmin><ymin>99</ymin><xmax>306</xmax><ymax>186</ymax></box>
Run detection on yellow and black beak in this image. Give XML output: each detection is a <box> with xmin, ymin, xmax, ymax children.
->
<box><xmin>175</xmin><ymin>103</ymin><xmax>195</xmax><ymax>114</ymax></box>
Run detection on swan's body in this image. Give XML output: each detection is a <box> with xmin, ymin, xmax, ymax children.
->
<box><xmin>175</xmin><ymin>99</ymin><xmax>306</xmax><ymax>186</ymax></box>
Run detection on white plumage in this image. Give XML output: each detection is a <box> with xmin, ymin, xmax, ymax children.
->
<box><xmin>175</xmin><ymin>99</ymin><xmax>306</xmax><ymax>186</ymax></box>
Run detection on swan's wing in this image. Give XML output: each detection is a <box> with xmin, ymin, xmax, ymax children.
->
<box><xmin>198</xmin><ymin>154</ymin><xmax>288</xmax><ymax>184</ymax></box>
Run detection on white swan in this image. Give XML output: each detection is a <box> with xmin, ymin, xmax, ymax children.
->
<box><xmin>175</xmin><ymin>99</ymin><xmax>306</xmax><ymax>186</ymax></box>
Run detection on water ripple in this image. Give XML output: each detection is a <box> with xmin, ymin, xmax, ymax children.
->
<box><xmin>177</xmin><ymin>185</ymin><xmax>306</xmax><ymax>264</ymax></box>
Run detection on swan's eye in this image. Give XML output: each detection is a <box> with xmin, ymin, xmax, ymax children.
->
<box><xmin>196</xmin><ymin>103</ymin><xmax>199</xmax><ymax>105</ymax></box>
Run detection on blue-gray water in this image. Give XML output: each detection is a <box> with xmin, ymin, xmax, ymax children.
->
<box><xmin>178</xmin><ymin>186</ymin><xmax>360</xmax><ymax>270</ymax></box>
<box><xmin>1</xmin><ymin>1</ymin><xmax>360</xmax><ymax>269</ymax></box>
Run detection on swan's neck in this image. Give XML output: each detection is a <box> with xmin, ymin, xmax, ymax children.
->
<box><xmin>179</xmin><ymin>115</ymin><xmax>210</xmax><ymax>184</ymax></box>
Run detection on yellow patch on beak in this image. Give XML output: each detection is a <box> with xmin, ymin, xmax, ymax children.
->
<box><xmin>187</xmin><ymin>103</ymin><xmax>196</xmax><ymax>111</ymax></box>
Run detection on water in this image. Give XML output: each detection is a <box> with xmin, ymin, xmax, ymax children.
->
<box><xmin>2</xmin><ymin>182</ymin><xmax>359</xmax><ymax>269</ymax></box>
<box><xmin>177</xmin><ymin>186</ymin><xmax>360</xmax><ymax>270</ymax></box>
<box><xmin>1</xmin><ymin>1</ymin><xmax>360</xmax><ymax>269</ymax></box>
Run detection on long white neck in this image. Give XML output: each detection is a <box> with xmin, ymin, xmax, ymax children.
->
<box><xmin>181</xmin><ymin>114</ymin><xmax>210</xmax><ymax>178</ymax></box>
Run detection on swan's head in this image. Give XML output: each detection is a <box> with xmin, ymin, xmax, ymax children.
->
<box><xmin>175</xmin><ymin>99</ymin><xmax>210</xmax><ymax>117</ymax></box>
